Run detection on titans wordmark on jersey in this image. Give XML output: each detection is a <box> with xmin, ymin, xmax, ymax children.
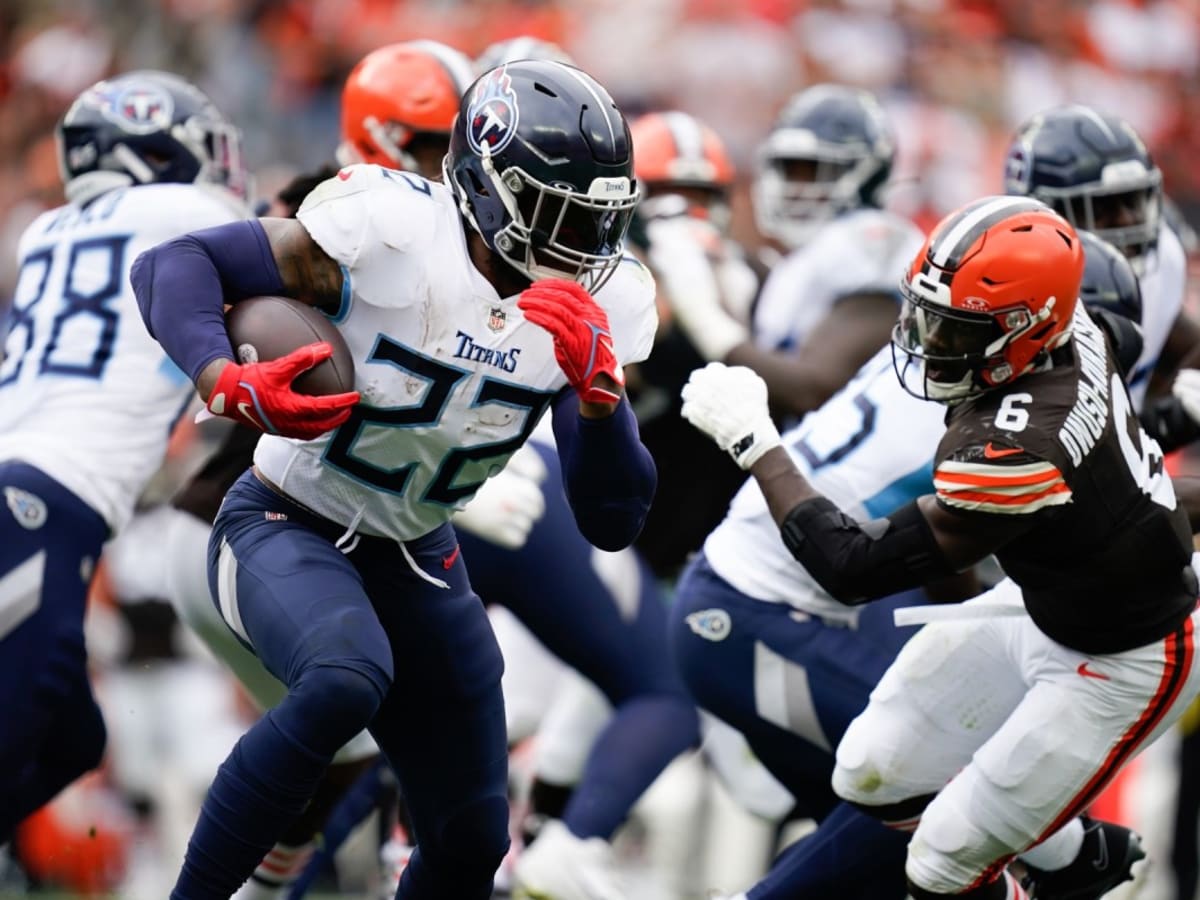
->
<box><xmin>703</xmin><ymin>347</ymin><xmax>947</xmax><ymax>622</ymax></box>
<box><xmin>254</xmin><ymin>164</ymin><xmax>658</xmax><ymax>542</ymax></box>
<box><xmin>0</xmin><ymin>183</ymin><xmax>247</xmax><ymax>532</ymax></box>
<box><xmin>933</xmin><ymin>307</ymin><xmax>1196</xmax><ymax>654</ymax></box>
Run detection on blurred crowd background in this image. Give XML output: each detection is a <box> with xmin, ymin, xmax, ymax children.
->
<box><xmin>4</xmin><ymin>0</ymin><xmax>1200</xmax><ymax>897</ymax></box>
<box><xmin>4</xmin><ymin>0</ymin><xmax>1200</xmax><ymax>298</ymax></box>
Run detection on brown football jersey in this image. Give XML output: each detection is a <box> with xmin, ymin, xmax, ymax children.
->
<box><xmin>934</xmin><ymin>309</ymin><xmax>1196</xmax><ymax>653</ymax></box>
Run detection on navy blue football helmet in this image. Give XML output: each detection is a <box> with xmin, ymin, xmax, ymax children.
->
<box><xmin>752</xmin><ymin>84</ymin><xmax>895</xmax><ymax>249</ymax></box>
<box><xmin>1004</xmin><ymin>105</ymin><xmax>1161</xmax><ymax>273</ymax></box>
<box><xmin>443</xmin><ymin>60</ymin><xmax>639</xmax><ymax>292</ymax></box>
<box><xmin>474</xmin><ymin>35</ymin><xmax>576</xmax><ymax>75</ymax></box>
<box><xmin>1078</xmin><ymin>229</ymin><xmax>1142</xmax><ymax>325</ymax></box>
<box><xmin>57</xmin><ymin>70</ymin><xmax>247</xmax><ymax>206</ymax></box>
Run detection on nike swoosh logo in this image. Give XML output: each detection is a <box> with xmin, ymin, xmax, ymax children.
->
<box><xmin>442</xmin><ymin>545</ymin><xmax>461</xmax><ymax>570</ymax></box>
<box><xmin>1077</xmin><ymin>661</ymin><xmax>1111</xmax><ymax>681</ymax></box>
<box><xmin>237</xmin><ymin>402</ymin><xmax>260</xmax><ymax>426</ymax></box>
<box><xmin>983</xmin><ymin>442</ymin><xmax>1024</xmax><ymax>459</ymax></box>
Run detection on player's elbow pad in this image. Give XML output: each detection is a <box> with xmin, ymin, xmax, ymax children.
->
<box><xmin>780</xmin><ymin>497</ymin><xmax>954</xmax><ymax>606</ymax></box>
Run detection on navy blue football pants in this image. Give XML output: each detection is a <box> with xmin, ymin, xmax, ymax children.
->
<box><xmin>458</xmin><ymin>441</ymin><xmax>699</xmax><ymax>839</ymax></box>
<box><xmin>0</xmin><ymin>462</ymin><xmax>108</xmax><ymax>842</ymax></box>
<box><xmin>669</xmin><ymin>552</ymin><xmax>923</xmax><ymax>899</ymax></box>
<box><xmin>173</xmin><ymin>471</ymin><xmax>508</xmax><ymax>900</ymax></box>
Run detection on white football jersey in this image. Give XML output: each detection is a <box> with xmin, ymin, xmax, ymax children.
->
<box><xmin>1126</xmin><ymin>222</ymin><xmax>1187</xmax><ymax>410</ymax></box>
<box><xmin>0</xmin><ymin>183</ymin><xmax>247</xmax><ymax>532</ymax></box>
<box><xmin>256</xmin><ymin>164</ymin><xmax>658</xmax><ymax>542</ymax></box>
<box><xmin>702</xmin><ymin>348</ymin><xmax>946</xmax><ymax>622</ymax></box>
<box><xmin>753</xmin><ymin>208</ymin><xmax>924</xmax><ymax>352</ymax></box>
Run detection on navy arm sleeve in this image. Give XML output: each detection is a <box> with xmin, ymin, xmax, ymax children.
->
<box><xmin>551</xmin><ymin>391</ymin><xmax>657</xmax><ymax>551</ymax></box>
<box><xmin>780</xmin><ymin>497</ymin><xmax>956</xmax><ymax>605</ymax></box>
<box><xmin>131</xmin><ymin>220</ymin><xmax>286</xmax><ymax>383</ymax></box>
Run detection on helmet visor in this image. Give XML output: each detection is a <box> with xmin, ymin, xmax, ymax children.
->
<box><xmin>500</xmin><ymin>166</ymin><xmax>638</xmax><ymax>291</ymax></box>
<box><xmin>893</xmin><ymin>289</ymin><xmax>1007</xmax><ymax>401</ymax></box>
<box><xmin>1040</xmin><ymin>170</ymin><xmax>1161</xmax><ymax>267</ymax></box>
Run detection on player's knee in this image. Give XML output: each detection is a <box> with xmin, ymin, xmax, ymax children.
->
<box><xmin>447</xmin><ymin>794</ymin><xmax>511</xmax><ymax>858</ymax></box>
<box><xmin>434</xmin><ymin>795</ymin><xmax>511</xmax><ymax>876</ymax></box>
<box><xmin>904</xmin><ymin>809</ymin><xmax>1009</xmax><ymax>894</ymax></box>
<box><xmin>832</xmin><ymin>715</ymin><xmax>909</xmax><ymax>808</ymax></box>
<box><xmin>833</xmin><ymin>744</ymin><xmax>936</xmax><ymax>827</ymax></box>
<box><xmin>292</xmin><ymin>664</ymin><xmax>388</xmax><ymax>745</ymax></box>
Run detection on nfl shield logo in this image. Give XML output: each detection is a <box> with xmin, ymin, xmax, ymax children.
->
<box><xmin>488</xmin><ymin>307</ymin><xmax>507</xmax><ymax>332</ymax></box>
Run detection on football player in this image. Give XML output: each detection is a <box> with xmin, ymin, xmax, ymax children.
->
<box><xmin>631</xmin><ymin>109</ymin><xmax>760</xmax><ymax>576</ymax></box>
<box><xmin>132</xmin><ymin>59</ymin><xmax>657</xmax><ymax>900</ymax></box>
<box><xmin>505</xmin><ymin>112</ymin><xmax>757</xmax><ymax>899</ymax></box>
<box><xmin>144</xmin><ymin>43</ymin><xmax>693</xmax><ymax>900</ymax></box>
<box><xmin>671</xmin><ymin>227</ymin><xmax>1147</xmax><ymax>899</ymax></box>
<box><xmin>153</xmin><ymin>39</ymin><xmax>478</xmax><ymax>899</ymax></box>
<box><xmin>683</xmin><ymin>197</ymin><xmax>1200</xmax><ymax>900</ymax></box>
<box><xmin>0</xmin><ymin>70</ymin><xmax>249</xmax><ymax>844</ymax></box>
<box><xmin>1003</xmin><ymin>104</ymin><xmax>1200</xmax><ymax>449</ymax></box>
<box><xmin>335</xmin><ymin>39</ymin><xmax>475</xmax><ymax>178</ymax></box>
<box><xmin>659</xmin><ymin>85</ymin><xmax>925</xmax><ymax>419</ymax></box>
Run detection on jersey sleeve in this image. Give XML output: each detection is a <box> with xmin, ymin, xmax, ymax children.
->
<box><xmin>932</xmin><ymin>440</ymin><xmax>1072</xmax><ymax>515</ymax></box>
<box><xmin>296</xmin><ymin>164</ymin><xmax>430</xmax><ymax>309</ymax></box>
<box><xmin>596</xmin><ymin>254</ymin><xmax>658</xmax><ymax>366</ymax></box>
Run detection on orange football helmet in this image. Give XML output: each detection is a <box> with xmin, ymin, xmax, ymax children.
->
<box><xmin>630</xmin><ymin>111</ymin><xmax>734</xmax><ymax>224</ymax></box>
<box><xmin>338</xmin><ymin>40</ymin><xmax>474</xmax><ymax>177</ymax></box>
<box><xmin>892</xmin><ymin>196</ymin><xmax>1085</xmax><ymax>402</ymax></box>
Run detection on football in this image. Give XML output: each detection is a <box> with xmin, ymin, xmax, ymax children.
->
<box><xmin>225</xmin><ymin>296</ymin><xmax>355</xmax><ymax>396</ymax></box>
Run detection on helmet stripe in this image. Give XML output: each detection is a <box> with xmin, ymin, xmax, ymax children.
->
<box><xmin>409</xmin><ymin>39</ymin><xmax>475</xmax><ymax>94</ymax></box>
<box><xmin>663</xmin><ymin>112</ymin><xmax>704</xmax><ymax>164</ymax></box>
<box><xmin>560</xmin><ymin>65</ymin><xmax>617</xmax><ymax>145</ymax></box>
<box><xmin>931</xmin><ymin>196</ymin><xmax>1045</xmax><ymax>268</ymax></box>
<box><xmin>1070</xmin><ymin>104</ymin><xmax>1118</xmax><ymax>142</ymax></box>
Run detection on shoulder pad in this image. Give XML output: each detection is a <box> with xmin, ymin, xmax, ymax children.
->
<box><xmin>596</xmin><ymin>254</ymin><xmax>658</xmax><ymax>366</ymax></box>
<box><xmin>810</xmin><ymin>210</ymin><xmax>925</xmax><ymax>297</ymax></box>
<box><xmin>297</xmin><ymin>164</ymin><xmax>447</xmax><ymax>270</ymax></box>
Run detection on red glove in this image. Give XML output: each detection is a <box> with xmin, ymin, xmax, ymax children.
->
<box><xmin>517</xmin><ymin>279</ymin><xmax>624</xmax><ymax>405</ymax></box>
<box><xmin>205</xmin><ymin>342</ymin><xmax>359</xmax><ymax>440</ymax></box>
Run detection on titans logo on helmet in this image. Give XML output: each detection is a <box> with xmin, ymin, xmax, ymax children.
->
<box><xmin>88</xmin><ymin>80</ymin><xmax>175</xmax><ymax>135</ymax></box>
<box><xmin>467</xmin><ymin>66</ymin><xmax>519</xmax><ymax>157</ymax></box>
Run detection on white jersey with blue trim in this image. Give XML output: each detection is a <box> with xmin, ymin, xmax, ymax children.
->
<box><xmin>0</xmin><ymin>183</ymin><xmax>247</xmax><ymax>533</ymax></box>
<box><xmin>702</xmin><ymin>348</ymin><xmax>946</xmax><ymax>621</ymax></box>
<box><xmin>1126</xmin><ymin>221</ymin><xmax>1187</xmax><ymax>410</ymax></box>
<box><xmin>752</xmin><ymin>208</ymin><xmax>924</xmax><ymax>353</ymax></box>
<box><xmin>255</xmin><ymin>164</ymin><xmax>657</xmax><ymax>542</ymax></box>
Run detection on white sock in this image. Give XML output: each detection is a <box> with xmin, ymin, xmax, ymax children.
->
<box><xmin>231</xmin><ymin>842</ymin><xmax>315</xmax><ymax>900</ymax></box>
<box><xmin>1018</xmin><ymin>817</ymin><xmax>1085</xmax><ymax>871</ymax></box>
